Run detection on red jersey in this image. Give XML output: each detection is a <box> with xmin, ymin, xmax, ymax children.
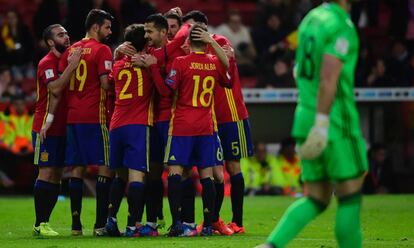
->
<box><xmin>209</xmin><ymin>34</ymin><xmax>249</xmax><ymax>123</ymax></box>
<box><xmin>32</xmin><ymin>51</ymin><xmax>67</xmax><ymax>136</ymax></box>
<box><xmin>59</xmin><ymin>38</ymin><xmax>112</xmax><ymax>124</ymax></box>
<box><xmin>148</xmin><ymin>23</ymin><xmax>191</xmax><ymax>122</ymax></box>
<box><xmin>108</xmin><ymin>56</ymin><xmax>157</xmax><ymax>130</ymax></box>
<box><xmin>166</xmin><ymin>52</ymin><xmax>231</xmax><ymax>136</ymax></box>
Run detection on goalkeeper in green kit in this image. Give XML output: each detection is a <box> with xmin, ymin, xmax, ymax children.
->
<box><xmin>257</xmin><ymin>0</ymin><xmax>368</xmax><ymax>247</ymax></box>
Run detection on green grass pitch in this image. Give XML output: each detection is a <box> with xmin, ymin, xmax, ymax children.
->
<box><xmin>0</xmin><ymin>195</ymin><xmax>413</xmax><ymax>247</ymax></box>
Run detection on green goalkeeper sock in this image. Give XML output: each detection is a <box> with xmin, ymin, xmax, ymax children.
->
<box><xmin>335</xmin><ymin>192</ymin><xmax>362</xmax><ymax>248</ymax></box>
<box><xmin>267</xmin><ymin>197</ymin><xmax>328</xmax><ymax>248</ymax></box>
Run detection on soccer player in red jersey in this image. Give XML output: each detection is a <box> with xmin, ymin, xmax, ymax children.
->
<box><xmin>165</xmin><ymin>10</ymin><xmax>182</xmax><ymax>41</ymax></box>
<box><xmin>163</xmin><ymin>24</ymin><xmax>231</xmax><ymax>236</ymax></box>
<box><xmin>32</xmin><ymin>24</ymin><xmax>81</xmax><ymax>237</ymax></box>
<box><xmin>182</xmin><ymin>11</ymin><xmax>253</xmax><ymax>235</ymax></box>
<box><xmin>104</xmin><ymin>23</ymin><xmax>168</xmax><ymax>237</ymax></box>
<box><xmin>144</xmin><ymin>12</ymin><xmax>192</xmax><ymax>230</ymax></box>
<box><xmin>112</xmin><ymin>12</ymin><xmax>190</xmax><ymax>230</ymax></box>
<box><xmin>59</xmin><ymin>9</ymin><xmax>114</xmax><ymax>236</ymax></box>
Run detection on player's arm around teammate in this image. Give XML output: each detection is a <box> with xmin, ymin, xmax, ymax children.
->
<box><xmin>32</xmin><ymin>24</ymin><xmax>80</xmax><ymax>237</ymax></box>
<box><xmin>106</xmin><ymin>24</ymin><xmax>162</xmax><ymax>237</ymax></box>
<box><xmin>39</xmin><ymin>47</ymin><xmax>82</xmax><ymax>143</ymax></box>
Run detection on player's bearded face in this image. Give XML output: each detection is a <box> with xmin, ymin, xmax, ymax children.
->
<box><xmin>54</xmin><ymin>40</ymin><xmax>68</xmax><ymax>54</ymax></box>
<box><xmin>52</xmin><ymin>27</ymin><xmax>70</xmax><ymax>53</ymax></box>
<box><xmin>97</xmin><ymin>20</ymin><xmax>112</xmax><ymax>42</ymax></box>
<box><xmin>144</xmin><ymin>23</ymin><xmax>163</xmax><ymax>47</ymax></box>
<box><xmin>167</xmin><ymin>18</ymin><xmax>180</xmax><ymax>40</ymax></box>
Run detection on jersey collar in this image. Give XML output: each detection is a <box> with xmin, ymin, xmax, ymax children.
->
<box><xmin>327</xmin><ymin>2</ymin><xmax>349</xmax><ymax>20</ymax></box>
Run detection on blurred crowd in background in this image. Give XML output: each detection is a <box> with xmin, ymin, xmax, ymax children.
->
<box><xmin>0</xmin><ymin>0</ymin><xmax>408</xmax><ymax>193</ymax></box>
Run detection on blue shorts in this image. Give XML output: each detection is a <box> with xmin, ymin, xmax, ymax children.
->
<box><xmin>65</xmin><ymin>124</ymin><xmax>109</xmax><ymax>166</ymax></box>
<box><xmin>110</xmin><ymin>124</ymin><xmax>149</xmax><ymax>172</ymax></box>
<box><xmin>150</xmin><ymin>121</ymin><xmax>169</xmax><ymax>163</ymax></box>
<box><xmin>164</xmin><ymin>134</ymin><xmax>217</xmax><ymax>168</ymax></box>
<box><xmin>32</xmin><ymin>131</ymin><xmax>66</xmax><ymax>167</ymax></box>
<box><xmin>218</xmin><ymin>118</ymin><xmax>253</xmax><ymax>161</ymax></box>
<box><xmin>214</xmin><ymin>132</ymin><xmax>224</xmax><ymax>166</ymax></box>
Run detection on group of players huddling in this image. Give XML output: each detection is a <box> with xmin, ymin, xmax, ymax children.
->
<box><xmin>32</xmin><ymin>7</ymin><xmax>253</xmax><ymax>238</ymax></box>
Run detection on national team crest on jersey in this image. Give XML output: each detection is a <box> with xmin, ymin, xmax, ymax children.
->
<box><xmin>45</xmin><ymin>69</ymin><xmax>54</xmax><ymax>79</ymax></box>
<box><xmin>40</xmin><ymin>151</ymin><xmax>49</xmax><ymax>162</ymax></box>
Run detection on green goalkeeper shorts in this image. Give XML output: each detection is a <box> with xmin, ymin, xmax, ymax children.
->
<box><xmin>297</xmin><ymin>136</ymin><xmax>368</xmax><ymax>182</ymax></box>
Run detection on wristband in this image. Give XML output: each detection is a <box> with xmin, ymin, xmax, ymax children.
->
<box><xmin>46</xmin><ymin>113</ymin><xmax>54</xmax><ymax>123</ymax></box>
<box><xmin>315</xmin><ymin>113</ymin><xmax>329</xmax><ymax>127</ymax></box>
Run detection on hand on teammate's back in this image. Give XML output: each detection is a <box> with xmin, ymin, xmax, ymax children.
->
<box><xmin>67</xmin><ymin>47</ymin><xmax>82</xmax><ymax>71</ymax></box>
<box><xmin>131</xmin><ymin>54</ymin><xmax>145</xmax><ymax>67</ymax></box>
<box><xmin>117</xmin><ymin>41</ymin><xmax>137</xmax><ymax>57</ymax></box>
<box><xmin>141</xmin><ymin>54</ymin><xmax>157</xmax><ymax>67</ymax></box>
<box><xmin>223</xmin><ymin>45</ymin><xmax>235</xmax><ymax>59</ymax></box>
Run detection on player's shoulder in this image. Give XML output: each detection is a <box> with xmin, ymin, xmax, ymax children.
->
<box><xmin>38</xmin><ymin>52</ymin><xmax>58</xmax><ymax>69</ymax></box>
<box><xmin>212</xmin><ymin>34</ymin><xmax>231</xmax><ymax>46</ymax></box>
<box><xmin>93</xmin><ymin>41</ymin><xmax>112</xmax><ymax>53</ymax></box>
<box><xmin>114</xmin><ymin>56</ymin><xmax>131</xmax><ymax>69</ymax></box>
<box><xmin>314</xmin><ymin>3</ymin><xmax>353</xmax><ymax>31</ymax></box>
<box><xmin>205</xmin><ymin>53</ymin><xmax>219</xmax><ymax>62</ymax></box>
<box><xmin>173</xmin><ymin>55</ymin><xmax>188</xmax><ymax>63</ymax></box>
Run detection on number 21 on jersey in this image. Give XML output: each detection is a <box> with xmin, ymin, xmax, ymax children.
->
<box><xmin>118</xmin><ymin>68</ymin><xmax>143</xmax><ymax>100</ymax></box>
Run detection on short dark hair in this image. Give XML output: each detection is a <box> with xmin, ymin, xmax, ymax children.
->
<box><xmin>164</xmin><ymin>12</ymin><xmax>182</xmax><ymax>27</ymax></box>
<box><xmin>145</xmin><ymin>13</ymin><xmax>168</xmax><ymax>31</ymax></box>
<box><xmin>42</xmin><ymin>24</ymin><xmax>63</xmax><ymax>47</ymax></box>
<box><xmin>182</xmin><ymin>10</ymin><xmax>208</xmax><ymax>25</ymax></box>
<box><xmin>85</xmin><ymin>9</ymin><xmax>114</xmax><ymax>32</ymax></box>
<box><xmin>189</xmin><ymin>23</ymin><xmax>208</xmax><ymax>48</ymax></box>
<box><xmin>124</xmin><ymin>24</ymin><xmax>146</xmax><ymax>52</ymax></box>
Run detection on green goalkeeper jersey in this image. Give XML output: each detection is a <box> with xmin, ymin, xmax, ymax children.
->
<box><xmin>292</xmin><ymin>2</ymin><xmax>361</xmax><ymax>140</ymax></box>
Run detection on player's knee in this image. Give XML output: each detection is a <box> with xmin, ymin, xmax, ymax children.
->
<box><xmin>51</xmin><ymin>168</ymin><xmax>63</xmax><ymax>183</ymax></box>
<box><xmin>37</xmin><ymin>167</ymin><xmax>55</xmax><ymax>182</ymax></box>
<box><xmin>99</xmin><ymin>166</ymin><xmax>114</xmax><ymax>178</ymax></box>
<box><xmin>226</xmin><ymin>160</ymin><xmax>241</xmax><ymax>175</ymax></box>
<box><xmin>336</xmin><ymin>176</ymin><xmax>365</xmax><ymax>197</ymax></box>
<box><xmin>308</xmin><ymin>196</ymin><xmax>329</xmax><ymax>213</ymax></box>
<box><xmin>128</xmin><ymin>169</ymin><xmax>145</xmax><ymax>183</ymax></box>
<box><xmin>168</xmin><ymin>165</ymin><xmax>183</xmax><ymax>176</ymax></box>
<box><xmin>199</xmin><ymin>167</ymin><xmax>213</xmax><ymax>179</ymax></box>
<box><xmin>213</xmin><ymin>168</ymin><xmax>224</xmax><ymax>183</ymax></box>
<box><xmin>71</xmin><ymin>166</ymin><xmax>85</xmax><ymax>178</ymax></box>
<box><xmin>308</xmin><ymin>191</ymin><xmax>331</xmax><ymax>206</ymax></box>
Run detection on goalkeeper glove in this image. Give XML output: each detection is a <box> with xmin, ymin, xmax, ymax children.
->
<box><xmin>299</xmin><ymin>113</ymin><xmax>329</xmax><ymax>160</ymax></box>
